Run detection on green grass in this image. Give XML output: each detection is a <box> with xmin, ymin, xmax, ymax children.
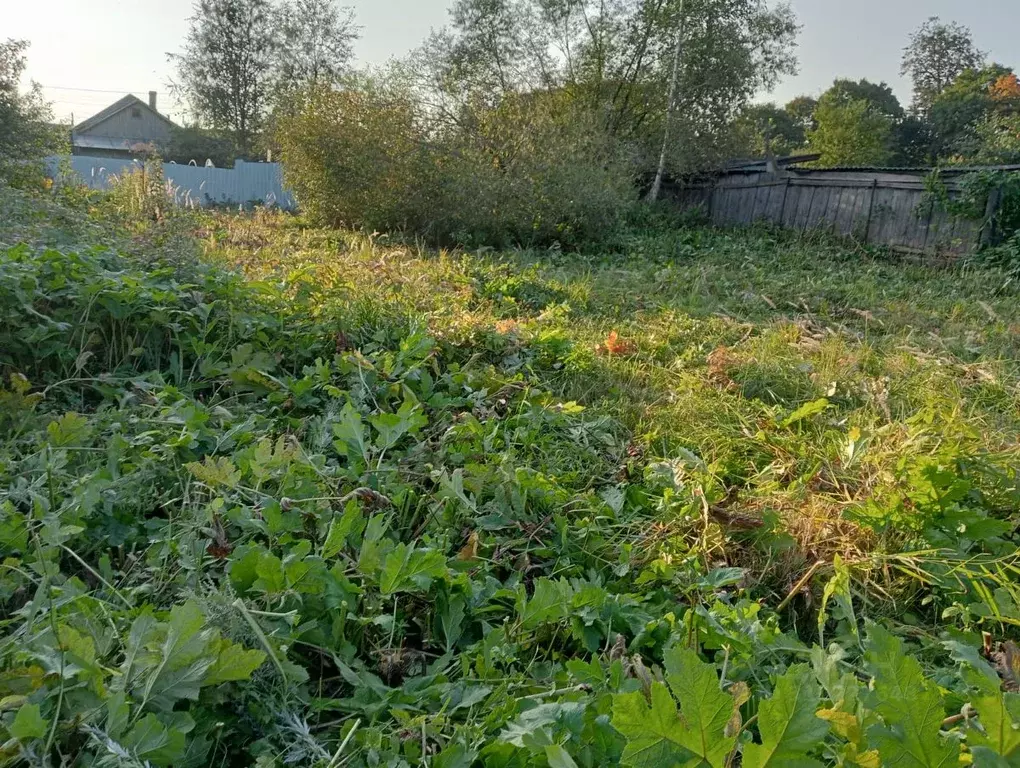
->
<box><xmin>1</xmin><ymin>187</ymin><xmax>1019</xmax><ymax>767</ymax></box>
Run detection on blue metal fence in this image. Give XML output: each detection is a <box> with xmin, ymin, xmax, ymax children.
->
<box><xmin>47</xmin><ymin>156</ymin><xmax>296</xmax><ymax>210</ymax></box>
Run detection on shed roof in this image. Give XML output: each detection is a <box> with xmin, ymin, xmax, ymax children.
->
<box><xmin>73</xmin><ymin>94</ymin><xmax>178</xmax><ymax>135</ymax></box>
<box><xmin>785</xmin><ymin>164</ymin><xmax>1020</xmax><ymax>175</ymax></box>
<box><xmin>722</xmin><ymin>153</ymin><xmax>821</xmax><ymax>173</ymax></box>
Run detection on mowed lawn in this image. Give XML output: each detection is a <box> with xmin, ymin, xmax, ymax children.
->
<box><xmin>209</xmin><ymin>212</ymin><xmax>1020</xmax><ymax>599</ymax></box>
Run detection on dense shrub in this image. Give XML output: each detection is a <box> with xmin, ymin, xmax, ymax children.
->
<box><xmin>0</xmin><ymin>39</ymin><xmax>64</xmax><ymax>187</ymax></box>
<box><xmin>276</xmin><ymin>82</ymin><xmax>430</xmax><ymax>233</ymax></box>
<box><xmin>277</xmin><ymin>82</ymin><xmax>637</xmax><ymax>247</ymax></box>
<box><xmin>165</xmin><ymin>124</ymin><xmax>240</xmax><ymax>167</ymax></box>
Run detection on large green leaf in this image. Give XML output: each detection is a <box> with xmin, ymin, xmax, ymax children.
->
<box><xmin>321</xmin><ymin>500</ymin><xmax>363</xmax><ymax>559</ymax></box>
<box><xmin>203</xmin><ymin>635</ymin><xmax>266</xmax><ymax>685</ymax></box>
<box><xmin>970</xmin><ymin>692</ymin><xmax>1020</xmax><ymax>767</ymax></box>
<box><xmin>121</xmin><ymin>601</ymin><xmax>265</xmax><ymax>710</ymax></box>
<box><xmin>863</xmin><ymin>624</ymin><xmax>957</xmax><ymax>768</ymax></box>
<box><xmin>120</xmin><ymin>712</ymin><xmax>193</xmax><ymax>767</ymax></box>
<box><xmin>520</xmin><ymin>578</ymin><xmax>573</xmax><ymax>629</ymax></box>
<box><xmin>10</xmin><ymin>702</ymin><xmax>47</xmax><ymax>740</ymax></box>
<box><xmin>378</xmin><ymin>543</ymin><xmax>447</xmax><ymax>595</ymax></box>
<box><xmin>612</xmin><ymin>683</ymin><xmax>698</xmax><ymax>768</ymax></box>
<box><xmin>370</xmin><ymin>399</ymin><xmax>427</xmax><ymax>451</ymax></box>
<box><xmin>545</xmin><ymin>744</ymin><xmax>580</xmax><ymax>768</ymax></box>
<box><xmin>332</xmin><ymin>401</ymin><xmax>368</xmax><ymax>460</ymax></box>
<box><xmin>127</xmin><ymin>602</ymin><xmax>212</xmax><ymax>710</ymax></box>
<box><xmin>742</xmin><ymin>664</ymin><xmax>828</xmax><ymax>768</ymax></box>
<box><xmin>500</xmin><ymin>701</ymin><xmax>587</xmax><ymax>748</ymax></box>
<box><xmin>663</xmin><ymin>647</ymin><xmax>736</xmax><ymax>768</ymax></box>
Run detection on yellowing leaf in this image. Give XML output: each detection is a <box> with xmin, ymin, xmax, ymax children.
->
<box><xmin>185</xmin><ymin>456</ymin><xmax>240</xmax><ymax>488</ymax></box>
<box><xmin>458</xmin><ymin>531</ymin><xmax>480</xmax><ymax>561</ymax></box>
<box><xmin>597</xmin><ymin>330</ymin><xmax>637</xmax><ymax>356</ymax></box>
<box><xmin>817</xmin><ymin>708</ymin><xmax>861</xmax><ymax>742</ymax></box>
<box><xmin>726</xmin><ymin>681</ymin><xmax>750</xmax><ymax>739</ymax></box>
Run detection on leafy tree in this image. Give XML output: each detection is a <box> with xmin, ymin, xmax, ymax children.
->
<box><xmin>970</xmin><ymin>112</ymin><xmax>1020</xmax><ymax>164</ymax></box>
<box><xmin>815</xmin><ymin>78</ymin><xmax>925</xmax><ymax>164</ymax></box>
<box><xmin>733</xmin><ymin>102</ymin><xmax>807</xmax><ymax>157</ymax></box>
<box><xmin>417</xmin><ymin>0</ymin><xmax>799</xmax><ymax>176</ymax></box>
<box><xmin>784</xmin><ymin>95</ymin><xmax>817</xmax><ymax>134</ymax></box>
<box><xmin>929</xmin><ymin>64</ymin><xmax>1014</xmax><ymax>159</ymax></box>
<box><xmin>990</xmin><ymin>72</ymin><xmax>1020</xmax><ymax>103</ymax></box>
<box><xmin>821</xmin><ymin>78</ymin><xmax>904</xmax><ymax>120</ymax></box>
<box><xmin>892</xmin><ymin>114</ymin><xmax>933</xmax><ymax>165</ymax></box>
<box><xmin>808</xmin><ymin>97</ymin><xmax>893</xmax><ymax>167</ymax></box>
<box><xmin>277</xmin><ymin>0</ymin><xmax>358</xmax><ymax>92</ymax></box>
<box><xmin>0</xmin><ymin>39</ymin><xmax>63</xmax><ymax>186</ymax></box>
<box><xmin>901</xmin><ymin>17</ymin><xmax>984</xmax><ymax>114</ymax></box>
<box><xmin>170</xmin><ymin>0</ymin><xmax>279</xmax><ymax>157</ymax></box>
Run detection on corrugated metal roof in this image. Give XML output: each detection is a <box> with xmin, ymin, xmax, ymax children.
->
<box><xmin>787</xmin><ymin>164</ymin><xmax>1020</xmax><ymax>174</ymax></box>
<box><xmin>73</xmin><ymin>94</ymin><xmax>177</xmax><ymax>134</ymax></box>
<box><xmin>723</xmin><ymin>153</ymin><xmax>821</xmax><ymax>172</ymax></box>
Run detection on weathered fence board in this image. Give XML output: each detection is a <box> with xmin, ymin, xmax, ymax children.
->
<box><xmin>666</xmin><ymin>172</ymin><xmax>991</xmax><ymax>258</ymax></box>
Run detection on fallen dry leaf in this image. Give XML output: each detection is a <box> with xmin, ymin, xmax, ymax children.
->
<box><xmin>458</xmin><ymin>531</ymin><xmax>480</xmax><ymax>561</ymax></box>
<box><xmin>596</xmin><ymin>330</ymin><xmax>637</xmax><ymax>356</ymax></box>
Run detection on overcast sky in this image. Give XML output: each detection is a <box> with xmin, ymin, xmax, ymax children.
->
<box><xmin>7</xmin><ymin>0</ymin><xmax>1020</xmax><ymax>124</ymax></box>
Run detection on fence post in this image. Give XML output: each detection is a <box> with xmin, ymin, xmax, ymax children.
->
<box><xmin>778</xmin><ymin>176</ymin><xmax>791</xmax><ymax>226</ymax></box>
<box><xmin>863</xmin><ymin>179</ymin><xmax>878</xmax><ymax>245</ymax></box>
<box><xmin>979</xmin><ymin>185</ymin><xmax>1003</xmax><ymax>248</ymax></box>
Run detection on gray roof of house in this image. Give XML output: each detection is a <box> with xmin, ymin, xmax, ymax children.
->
<box><xmin>71</xmin><ymin>135</ymin><xmax>142</xmax><ymax>151</ymax></box>
<box><xmin>72</xmin><ymin>94</ymin><xmax>178</xmax><ymax>135</ymax></box>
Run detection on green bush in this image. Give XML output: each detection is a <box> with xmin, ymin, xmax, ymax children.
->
<box><xmin>277</xmin><ymin>81</ymin><xmax>637</xmax><ymax>247</ymax></box>
<box><xmin>0</xmin><ymin>39</ymin><xmax>65</xmax><ymax>188</ymax></box>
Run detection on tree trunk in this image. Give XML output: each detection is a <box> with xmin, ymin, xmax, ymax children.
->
<box><xmin>647</xmin><ymin>0</ymin><xmax>684</xmax><ymax>203</ymax></box>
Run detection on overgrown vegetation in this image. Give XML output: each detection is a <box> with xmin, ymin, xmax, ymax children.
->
<box><xmin>277</xmin><ymin>81</ymin><xmax>635</xmax><ymax>247</ymax></box>
<box><xmin>1</xmin><ymin>183</ymin><xmax>1019</xmax><ymax>766</ymax></box>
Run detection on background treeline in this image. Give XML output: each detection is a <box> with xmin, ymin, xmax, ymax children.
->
<box><xmin>4</xmin><ymin>3</ymin><xmax>1020</xmax><ymax>247</ymax></box>
<box><xmin>738</xmin><ymin>17</ymin><xmax>1020</xmax><ymax>168</ymax></box>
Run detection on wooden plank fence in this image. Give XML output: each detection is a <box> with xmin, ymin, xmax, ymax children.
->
<box><xmin>668</xmin><ymin>174</ymin><xmax>989</xmax><ymax>259</ymax></box>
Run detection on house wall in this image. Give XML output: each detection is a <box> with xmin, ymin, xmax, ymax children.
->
<box><xmin>79</xmin><ymin>108</ymin><xmax>173</xmax><ymax>143</ymax></box>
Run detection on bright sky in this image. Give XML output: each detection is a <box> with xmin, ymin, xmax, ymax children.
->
<box><xmin>7</xmin><ymin>0</ymin><xmax>1020</xmax><ymax>125</ymax></box>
